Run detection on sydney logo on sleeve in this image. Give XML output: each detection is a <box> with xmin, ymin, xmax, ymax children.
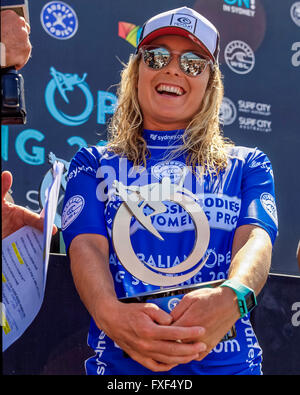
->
<box><xmin>41</xmin><ymin>1</ymin><xmax>78</xmax><ymax>39</ymax></box>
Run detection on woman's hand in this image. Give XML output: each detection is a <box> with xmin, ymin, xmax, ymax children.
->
<box><xmin>2</xmin><ymin>171</ymin><xmax>57</xmax><ymax>239</ymax></box>
<box><xmin>170</xmin><ymin>286</ymin><xmax>240</xmax><ymax>361</ymax></box>
<box><xmin>94</xmin><ymin>298</ymin><xmax>207</xmax><ymax>372</ymax></box>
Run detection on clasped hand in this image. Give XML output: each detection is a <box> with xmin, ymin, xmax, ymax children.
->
<box><xmin>97</xmin><ymin>287</ymin><xmax>239</xmax><ymax>372</ymax></box>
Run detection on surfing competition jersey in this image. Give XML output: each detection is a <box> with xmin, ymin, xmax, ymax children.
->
<box><xmin>62</xmin><ymin>129</ymin><xmax>278</xmax><ymax>375</ymax></box>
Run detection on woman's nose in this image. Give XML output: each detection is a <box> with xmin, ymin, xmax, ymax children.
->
<box><xmin>163</xmin><ymin>55</ymin><xmax>181</xmax><ymax>76</ymax></box>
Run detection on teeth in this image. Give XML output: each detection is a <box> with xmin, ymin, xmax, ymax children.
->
<box><xmin>156</xmin><ymin>84</ymin><xmax>184</xmax><ymax>96</ymax></box>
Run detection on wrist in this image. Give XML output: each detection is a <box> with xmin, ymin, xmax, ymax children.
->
<box><xmin>220</xmin><ymin>279</ymin><xmax>257</xmax><ymax>318</ymax></box>
<box><xmin>218</xmin><ymin>285</ymin><xmax>240</xmax><ymax>321</ymax></box>
<box><xmin>93</xmin><ymin>294</ymin><xmax>121</xmax><ymax>330</ymax></box>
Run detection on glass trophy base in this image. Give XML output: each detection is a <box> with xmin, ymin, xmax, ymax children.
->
<box><xmin>119</xmin><ymin>279</ymin><xmax>236</xmax><ymax>342</ymax></box>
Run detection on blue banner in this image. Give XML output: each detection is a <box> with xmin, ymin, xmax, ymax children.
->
<box><xmin>2</xmin><ymin>0</ymin><xmax>300</xmax><ymax>275</ymax></box>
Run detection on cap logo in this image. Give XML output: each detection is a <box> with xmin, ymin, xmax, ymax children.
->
<box><xmin>177</xmin><ymin>16</ymin><xmax>192</xmax><ymax>24</ymax></box>
<box><xmin>171</xmin><ymin>12</ymin><xmax>197</xmax><ymax>33</ymax></box>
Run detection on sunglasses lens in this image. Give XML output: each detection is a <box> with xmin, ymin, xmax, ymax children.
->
<box><xmin>180</xmin><ymin>52</ymin><xmax>209</xmax><ymax>77</ymax></box>
<box><xmin>141</xmin><ymin>46</ymin><xmax>210</xmax><ymax>76</ymax></box>
<box><xmin>142</xmin><ymin>47</ymin><xmax>171</xmax><ymax>70</ymax></box>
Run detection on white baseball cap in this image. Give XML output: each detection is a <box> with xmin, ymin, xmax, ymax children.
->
<box><xmin>137</xmin><ymin>7</ymin><xmax>220</xmax><ymax>64</ymax></box>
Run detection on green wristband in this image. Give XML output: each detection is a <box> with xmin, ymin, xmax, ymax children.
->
<box><xmin>220</xmin><ymin>279</ymin><xmax>257</xmax><ymax>318</ymax></box>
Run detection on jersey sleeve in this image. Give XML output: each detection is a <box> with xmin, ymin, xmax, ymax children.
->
<box><xmin>236</xmin><ymin>148</ymin><xmax>278</xmax><ymax>245</ymax></box>
<box><xmin>61</xmin><ymin>146</ymin><xmax>108</xmax><ymax>253</ymax></box>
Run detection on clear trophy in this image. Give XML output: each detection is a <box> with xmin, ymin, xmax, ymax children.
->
<box><xmin>112</xmin><ymin>174</ymin><xmax>236</xmax><ymax>342</ymax></box>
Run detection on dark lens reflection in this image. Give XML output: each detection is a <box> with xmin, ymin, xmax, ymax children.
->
<box><xmin>143</xmin><ymin>47</ymin><xmax>171</xmax><ymax>70</ymax></box>
<box><xmin>180</xmin><ymin>52</ymin><xmax>208</xmax><ymax>76</ymax></box>
<box><xmin>142</xmin><ymin>47</ymin><xmax>209</xmax><ymax>76</ymax></box>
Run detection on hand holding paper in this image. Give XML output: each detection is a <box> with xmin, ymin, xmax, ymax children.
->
<box><xmin>2</xmin><ymin>162</ymin><xmax>64</xmax><ymax>351</ymax></box>
<box><xmin>1</xmin><ymin>170</ymin><xmax>57</xmax><ymax>239</ymax></box>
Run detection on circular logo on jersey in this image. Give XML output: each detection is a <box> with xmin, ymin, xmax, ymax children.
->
<box><xmin>260</xmin><ymin>192</ymin><xmax>278</xmax><ymax>226</ymax></box>
<box><xmin>220</xmin><ymin>97</ymin><xmax>237</xmax><ymax>126</ymax></box>
<box><xmin>224</xmin><ymin>40</ymin><xmax>255</xmax><ymax>74</ymax></box>
<box><xmin>167</xmin><ymin>297</ymin><xmax>181</xmax><ymax>312</ymax></box>
<box><xmin>41</xmin><ymin>1</ymin><xmax>78</xmax><ymax>40</ymax></box>
<box><xmin>291</xmin><ymin>2</ymin><xmax>300</xmax><ymax>27</ymax></box>
<box><xmin>152</xmin><ymin>161</ymin><xmax>187</xmax><ymax>183</ymax></box>
<box><xmin>61</xmin><ymin>195</ymin><xmax>85</xmax><ymax>230</ymax></box>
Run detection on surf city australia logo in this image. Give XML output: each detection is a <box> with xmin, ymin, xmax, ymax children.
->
<box><xmin>220</xmin><ymin>97</ymin><xmax>272</xmax><ymax>133</ymax></box>
<box><xmin>40</xmin><ymin>1</ymin><xmax>78</xmax><ymax>40</ymax></box>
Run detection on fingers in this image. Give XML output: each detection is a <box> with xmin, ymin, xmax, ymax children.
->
<box><xmin>144</xmin><ymin>303</ymin><xmax>205</xmax><ymax>341</ymax></box>
<box><xmin>152</xmin><ymin>323</ymin><xmax>205</xmax><ymax>342</ymax></box>
<box><xmin>152</xmin><ymin>338</ymin><xmax>206</xmax><ymax>359</ymax></box>
<box><xmin>144</xmin><ymin>303</ymin><xmax>173</xmax><ymax>326</ymax></box>
<box><xmin>134</xmin><ymin>338</ymin><xmax>206</xmax><ymax>371</ymax></box>
<box><xmin>128</xmin><ymin>338</ymin><xmax>206</xmax><ymax>372</ymax></box>
<box><xmin>116</xmin><ymin>302</ymin><xmax>208</xmax><ymax>371</ymax></box>
<box><xmin>1</xmin><ymin>10</ymin><xmax>32</xmax><ymax>69</ymax></box>
<box><xmin>2</xmin><ymin>171</ymin><xmax>13</xmax><ymax>200</ymax></box>
<box><xmin>23</xmin><ymin>19</ymin><xmax>31</xmax><ymax>34</ymax></box>
<box><xmin>134</xmin><ymin>304</ymin><xmax>207</xmax><ymax>366</ymax></box>
<box><xmin>170</xmin><ymin>293</ymin><xmax>197</xmax><ymax>322</ymax></box>
<box><xmin>130</xmin><ymin>352</ymin><xmax>177</xmax><ymax>372</ymax></box>
<box><xmin>22</xmin><ymin>209</ymin><xmax>44</xmax><ymax>233</ymax></box>
<box><xmin>22</xmin><ymin>209</ymin><xmax>58</xmax><ymax>235</ymax></box>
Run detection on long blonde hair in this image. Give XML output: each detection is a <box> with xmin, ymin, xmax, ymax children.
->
<box><xmin>107</xmin><ymin>53</ymin><xmax>233</xmax><ymax>176</ymax></box>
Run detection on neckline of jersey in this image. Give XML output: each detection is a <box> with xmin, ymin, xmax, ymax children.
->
<box><xmin>143</xmin><ymin>129</ymin><xmax>185</xmax><ymax>148</ymax></box>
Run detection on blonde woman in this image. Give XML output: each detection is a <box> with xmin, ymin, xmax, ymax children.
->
<box><xmin>62</xmin><ymin>7</ymin><xmax>277</xmax><ymax>375</ymax></box>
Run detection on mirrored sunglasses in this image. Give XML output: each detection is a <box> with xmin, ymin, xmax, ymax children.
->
<box><xmin>139</xmin><ymin>45</ymin><xmax>213</xmax><ymax>77</ymax></box>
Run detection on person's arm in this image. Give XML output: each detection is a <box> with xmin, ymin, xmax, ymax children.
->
<box><xmin>1</xmin><ymin>10</ymin><xmax>31</xmax><ymax>69</ymax></box>
<box><xmin>228</xmin><ymin>224</ymin><xmax>272</xmax><ymax>294</ymax></box>
<box><xmin>69</xmin><ymin>233</ymin><xmax>208</xmax><ymax>372</ymax></box>
<box><xmin>170</xmin><ymin>224</ymin><xmax>272</xmax><ymax>360</ymax></box>
<box><xmin>2</xmin><ymin>171</ymin><xmax>57</xmax><ymax>239</ymax></box>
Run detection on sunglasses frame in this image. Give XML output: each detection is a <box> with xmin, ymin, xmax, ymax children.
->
<box><xmin>138</xmin><ymin>45</ymin><xmax>214</xmax><ymax>77</ymax></box>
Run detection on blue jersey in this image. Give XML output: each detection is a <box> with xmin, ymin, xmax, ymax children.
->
<box><xmin>62</xmin><ymin>129</ymin><xmax>278</xmax><ymax>375</ymax></box>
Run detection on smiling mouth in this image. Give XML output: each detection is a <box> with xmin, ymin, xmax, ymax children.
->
<box><xmin>156</xmin><ymin>84</ymin><xmax>185</xmax><ymax>97</ymax></box>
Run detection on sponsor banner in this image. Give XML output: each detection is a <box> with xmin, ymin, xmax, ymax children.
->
<box><xmin>224</xmin><ymin>40</ymin><xmax>255</xmax><ymax>74</ymax></box>
<box><xmin>2</xmin><ymin>0</ymin><xmax>299</xmax><ymax>278</ymax></box>
<box><xmin>40</xmin><ymin>1</ymin><xmax>78</xmax><ymax>40</ymax></box>
<box><xmin>220</xmin><ymin>97</ymin><xmax>272</xmax><ymax>133</ymax></box>
<box><xmin>222</xmin><ymin>0</ymin><xmax>256</xmax><ymax>18</ymax></box>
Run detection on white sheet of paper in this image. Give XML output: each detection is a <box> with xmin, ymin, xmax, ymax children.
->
<box><xmin>2</xmin><ymin>161</ymin><xmax>64</xmax><ymax>351</ymax></box>
<box><xmin>42</xmin><ymin>161</ymin><xmax>64</xmax><ymax>288</ymax></box>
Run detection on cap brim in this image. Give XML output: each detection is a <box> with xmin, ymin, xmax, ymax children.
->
<box><xmin>137</xmin><ymin>26</ymin><xmax>215</xmax><ymax>62</ymax></box>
